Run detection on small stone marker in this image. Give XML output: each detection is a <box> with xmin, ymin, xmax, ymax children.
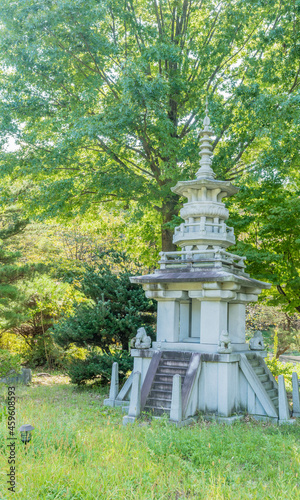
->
<box><xmin>104</xmin><ymin>362</ymin><xmax>119</xmax><ymax>407</ymax></box>
<box><xmin>170</xmin><ymin>374</ymin><xmax>182</xmax><ymax>423</ymax></box>
<box><xmin>0</xmin><ymin>368</ymin><xmax>32</xmax><ymax>385</ymax></box>
<box><xmin>292</xmin><ymin>372</ymin><xmax>300</xmax><ymax>417</ymax></box>
<box><xmin>278</xmin><ymin>375</ymin><xmax>290</xmax><ymax>422</ymax></box>
<box><xmin>123</xmin><ymin>371</ymin><xmax>141</xmax><ymax>425</ymax></box>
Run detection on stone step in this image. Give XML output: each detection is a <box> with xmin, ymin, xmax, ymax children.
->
<box><xmin>253</xmin><ymin>366</ymin><xmax>264</xmax><ymax>375</ymax></box>
<box><xmin>157</xmin><ymin>367</ymin><xmax>187</xmax><ymax>376</ymax></box>
<box><xmin>160</xmin><ymin>359</ymin><xmax>190</xmax><ymax>368</ymax></box>
<box><xmin>258</xmin><ymin>373</ymin><xmax>269</xmax><ymax>383</ymax></box>
<box><xmin>146</xmin><ymin>398</ymin><xmax>172</xmax><ymax>409</ymax></box>
<box><xmin>266</xmin><ymin>388</ymin><xmax>278</xmax><ymax>399</ymax></box>
<box><xmin>248</xmin><ymin>359</ymin><xmax>260</xmax><ymax>367</ymax></box>
<box><xmin>149</xmin><ymin>389</ymin><xmax>172</xmax><ymax>400</ymax></box>
<box><xmin>246</xmin><ymin>353</ymin><xmax>257</xmax><ymax>360</ymax></box>
<box><xmin>154</xmin><ymin>374</ymin><xmax>174</xmax><ymax>383</ymax></box>
<box><xmin>144</xmin><ymin>351</ymin><xmax>192</xmax><ymax>416</ymax></box>
<box><xmin>152</xmin><ymin>382</ymin><xmax>173</xmax><ymax>391</ymax></box>
<box><xmin>144</xmin><ymin>406</ymin><xmax>170</xmax><ymax>416</ymax></box>
<box><xmin>272</xmin><ymin>397</ymin><xmax>279</xmax><ymax>408</ymax></box>
<box><xmin>161</xmin><ymin>351</ymin><xmax>191</xmax><ymax>361</ymax></box>
<box><xmin>262</xmin><ymin>380</ymin><xmax>273</xmax><ymax>391</ymax></box>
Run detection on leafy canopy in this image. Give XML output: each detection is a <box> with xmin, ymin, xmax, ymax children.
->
<box><xmin>0</xmin><ymin>0</ymin><xmax>299</xmax><ymax>252</ymax></box>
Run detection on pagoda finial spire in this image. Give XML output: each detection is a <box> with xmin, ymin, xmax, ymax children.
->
<box><xmin>196</xmin><ymin>97</ymin><xmax>216</xmax><ymax>179</ymax></box>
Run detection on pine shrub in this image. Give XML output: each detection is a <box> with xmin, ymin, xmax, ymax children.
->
<box><xmin>67</xmin><ymin>350</ymin><xmax>133</xmax><ymax>385</ymax></box>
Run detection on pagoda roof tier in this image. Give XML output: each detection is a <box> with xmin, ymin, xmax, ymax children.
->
<box><xmin>171</xmin><ymin>178</ymin><xmax>239</xmax><ymax>198</ymax></box>
<box><xmin>130</xmin><ymin>267</ymin><xmax>270</xmax><ymax>290</ymax></box>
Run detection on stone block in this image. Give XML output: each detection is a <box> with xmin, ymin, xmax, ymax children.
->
<box><xmin>0</xmin><ymin>368</ymin><xmax>32</xmax><ymax>385</ymax></box>
<box><xmin>292</xmin><ymin>372</ymin><xmax>300</xmax><ymax>417</ymax></box>
<box><xmin>200</xmin><ymin>301</ymin><xmax>227</xmax><ymax>345</ymax></box>
<box><xmin>156</xmin><ymin>300</ymin><xmax>179</xmax><ymax>342</ymax></box>
<box><xmin>170</xmin><ymin>374</ymin><xmax>182</xmax><ymax>423</ymax></box>
<box><xmin>228</xmin><ymin>303</ymin><xmax>246</xmax><ymax>344</ymax></box>
<box><xmin>103</xmin><ymin>362</ymin><xmax>119</xmax><ymax>407</ymax></box>
<box><xmin>278</xmin><ymin>375</ymin><xmax>291</xmax><ymax>422</ymax></box>
<box><xmin>123</xmin><ymin>371</ymin><xmax>141</xmax><ymax>425</ymax></box>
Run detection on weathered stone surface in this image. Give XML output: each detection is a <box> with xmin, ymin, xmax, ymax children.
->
<box><xmin>130</xmin><ymin>327</ymin><xmax>151</xmax><ymax>349</ymax></box>
<box><xmin>131</xmin><ymin>268</ymin><xmax>269</xmax><ymax>289</ymax></box>
<box><xmin>249</xmin><ymin>331</ymin><xmax>265</xmax><ymax>351</ymax></box>
<box><xmin>170</xmin><ymin>374</ymin><xmax>182</xmax><ymax>423</ymax></box>
<box><xmin>125</xmin><ymin>107</ymin><xmax>275</xmax><ymax>424</ymax></box>
<box><xmin>278</xmin><ymin>375</ymin><xmax>291</xmax><ymax>422</ymax></box>
<box><xmin>292</xmin><ymin>372</ymin><xmax>300</xmax><ymax>417</ymax></box>
<box><xmin>123</xmin><ymin>371</ymin><xmax>141</xmax><ymax>425</ymax></box>
<box><xmin>217</xmin><ymin>330</ymin><xmax>232</xmax><ymax>354</ymax></box>
<box><xmin>103</xmin><ymin>362</ymin><xmax>119</xmax><ymax>407</ymax></box>
<box><xmin>0</xmin><ymin>368</ymin><xmax>31</xmax><ymax>385</ymax></box>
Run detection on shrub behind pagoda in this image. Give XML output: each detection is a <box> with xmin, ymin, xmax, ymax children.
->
<box><xmin>52</xmin><ymin>253</ymin><xmax>156</xmax><ymax>384</ymax></box>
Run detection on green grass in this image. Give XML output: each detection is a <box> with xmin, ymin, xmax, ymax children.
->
<box><xmin>0</xmin><ymin>374</ymin><xmax>299</xmax><ymax>500</ymax></box>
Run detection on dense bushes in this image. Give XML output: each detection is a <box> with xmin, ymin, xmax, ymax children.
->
<box><xmin>265</xmin><ymin>330</ymin><xmax>300</xmax><ymax>391</ymax></box>
<box><xmin>52</xmin><ymin>253</ymin><xmax>156</xmax><ymax>354</ymax></box>
<box><xmin>66</xmin><ymin>350</ymin><xmax>133</xmax><ymax>385</ymax></box>
<box><xmin>51</xmin><ymin>253</ymin><xmax>156</xmax><ymax>384</ymax></box>
<box><xmin>0</xmin><ymin>349</ymin><xmax>21</xmax><ymax>378</ymax></box>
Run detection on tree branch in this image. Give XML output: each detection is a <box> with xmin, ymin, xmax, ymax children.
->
<box><xmin>289</xmin><ymin>62</ymin><xmax>300</xmax><ymax>94</ymax></box>
<box><xmin>96</xmin><ymin>136</ymin><xmax>154</xmax><ymax>179</ymax></box>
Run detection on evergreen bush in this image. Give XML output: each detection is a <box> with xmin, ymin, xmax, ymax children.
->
<box><xmin>0</xmin><ymin>349</ymin><xmax>21</xmax><ymax>379</ymax></box>
<box><xmin>52</xmin><ymin>253</ymin><xmax>156</xmax><ymax>354</ymax></box>
<box><xmin>67</xmin><ymin>350</ymin><xmax>133</xmax><ymax>385</ymax></box>
<box><xmin>52</xmin><ymin>252</ymin><xmax>156</xmax><ymax>385</ymax></box>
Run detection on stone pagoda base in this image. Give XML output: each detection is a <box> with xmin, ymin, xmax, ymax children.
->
<box><xmin>105</xmin><ymin>347</ymin><xmax>297</xmax><ymax>425</ymax></box>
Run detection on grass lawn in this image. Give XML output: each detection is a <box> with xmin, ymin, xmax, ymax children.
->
<box><xmin>0</xmin><ymin>373</ymin><xmax>299</xmax><ymax>500</ymax></box>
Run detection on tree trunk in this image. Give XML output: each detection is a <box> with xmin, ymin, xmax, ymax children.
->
<box><xmin>162</xmin><ymin>224</ymin><xmax>177</xmax><ymax>252</ymax></box>
<box><xmin>161</xmin><ymin>198</ymin><xmax>178</xmax><ymax>252</ymax></box>
<box><xmin>276</xmin><ymin>346</ymin><xmax>290</xmax><ymax>358</ymax></box>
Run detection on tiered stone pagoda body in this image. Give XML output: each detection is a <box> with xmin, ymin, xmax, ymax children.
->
<box><xmin>108</xmin><ymin>103</ymin><xmax>294</xmax><ymax>424</ymax></box>
<box><xmin>134</xmin><ymin>106</ymin><xmax>264</xmax><ymax>355</ymax></box>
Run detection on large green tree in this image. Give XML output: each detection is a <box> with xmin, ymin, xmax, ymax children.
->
<box><xmin>0</xmin><ymin>208</ymin><xmax>34</xmax><ymax>329</ymax></box>
<box><xmin>229</xmin><ymin>181</ymin><xmax>300</xmax><ymax>314</ymax></box>
<box><xmin>0</xmin><ymin>0</ymin><xmax>299</xmax><ymax>253</ymax></box>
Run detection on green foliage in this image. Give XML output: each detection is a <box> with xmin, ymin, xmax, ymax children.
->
<box><xmin>67</xmin><ymin>350</ymin><xmax>133</xmax><ymax>385</ymax></box>
<box><xmin>0</xmin><ymin>348</ymin><xmax>21</xmax><ymax>378</ymax></box>
<box><xmin>230</xmin><ymin>183</ymin><xmax>300</xmax><ymax>314</ymax></box>
<box><xmin>0</xmin><ymin>0</ymin><xmax>299</xmax><ymax>254</ymax></box>
<box><xmin>0</xmin><ymin>208</ymin><xmax>40</xmax><ymax>330</ymax></box>
<box><xmin>52</xmin><ymin>252</ymin><xmax>156</xmax><ymax>353</ymax></box>
<box><xmin>246</xmin><ymin>303</ymin><xmax>300</xmax><ymax>355</ymax></box>
<box><xmin>265</xmin><ymin>330</ymin><xmax>300</xmax><ymax>391</ymax></box>
<box><xmin>2</xmin><ymin>274</ymin><xmax>87</xmax><ymax>369</ymax></box>
<box><xmin>266</xmin><ymin>357</ymin><xmax>300</xmax><ymax>392</ymax></box>
<box><xmin>21</xmin><ymin>335</ymin><xmax>65</xmax><ymax>369</ymax></box>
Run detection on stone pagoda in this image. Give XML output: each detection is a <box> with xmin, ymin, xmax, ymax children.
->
<box><xmin>106</xmin><ymin>101</ymin><xmax>295</xmax><ymax>425</ymax></box>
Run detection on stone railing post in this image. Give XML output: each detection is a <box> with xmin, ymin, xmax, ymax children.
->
<box><xmin>104</xmin><ymin>362</ymin><xmax>119</xmax><ymax>407</ymax></box>
<box><xmin>278</xmin><ymin>375</ymin><xmax>291</xmax><ymax>423</ymax></box>
<box><xmin>123</xmin><ymin>371</ymin><xmax>141</xmax><ymax>425</ymax></box>
<box><xmin>170</xmin><ymin>374</ymin><xmax>182</xmax><ymax>424</ymax></box>
<box><xmin>292</xmin><ymin>372</ymin><xmax>300</xmax><ymax>418</ymax></box>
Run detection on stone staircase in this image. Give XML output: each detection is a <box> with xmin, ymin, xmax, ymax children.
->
<box><xmin>246</xmin><ymin>352</ymin><xmax>279</xmax><ymax>413</ymax></box>
<box><xmin>143</xmin><ymin>351</ymin><xmax>192</xmax><ymax>416</ymax></box>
